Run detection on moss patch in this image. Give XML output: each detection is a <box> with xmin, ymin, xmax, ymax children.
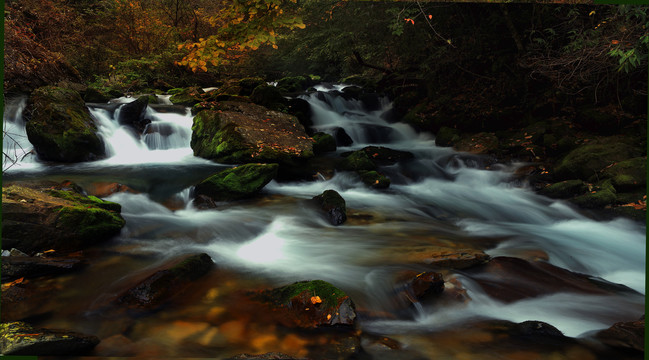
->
<box><xmin>339</xmin><ymin>150</ymin><xmax>376</xmax><ymax>171</ymax></box>
<box><xmin>194</xmin><ymin>163</ymin><xmax>279</xmax><ymax>201</ymax></box>
<box><xmin>56</xmin><ymin>206</ymin><xmax>125</xmax><ymax>240</ymax></box>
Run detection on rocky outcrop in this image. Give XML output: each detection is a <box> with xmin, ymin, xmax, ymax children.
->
<box><xmin>255</xmin><ymin>280</ymin><xmax>356</xmax><ymax>328</ymax></box>
<box><xmin>312</xmin><ymin>190</ymin><xmax>347</xmax><ymax>225</ymax></box>
<box><xmin>194</xmin><ymin>163</ymin><xmax>279</xmax><ymax>202</ymax></box>
<box><xmin>25</xmin><ymin>86</ymin><xmax>105</xmax><ymax>162</ymax></box>
<box><xmin>0</xmin><ymin>321</ymin><xmax>99</xmax><ymax>356</ymax></box>
<box><xmin>117</xmin><ymin>253</ymin><xmax>214</xmax><ymax>309</ymax></box>
<box><xmin>190</xmin><ymin>102</ymin><xmax>314</xmax><ymax>168</ymax></box>
<box><xmin>1</xmin><ymin>183</ymin><xmax>125</xmax><ymax>255</ymax></box>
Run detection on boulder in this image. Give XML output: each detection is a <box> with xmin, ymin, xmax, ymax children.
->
<box><xmin>378</xmin><ymin>245</ymin><xmax>490</xmax><ymax>269</ymax></box>
<box><xmin>1</xmin><ymin>184</ymin><xmax>125</xmax><ymax>254</ymax></box>
<box><xmin>454</xmin><ymin>132</ymin><xmax>499</xmax><ymax>155</ymax></box>
<box><xmin>358</xmin><ymin>146</ymin><xmax>414</xmax><ymax>165</ymax></box>
<box><xmin>238</xmin><ymin>77</ymin><xmax>266</xmax><ymax>96</ymax></box>
<box><xmin>0</xmin><ymin>321</ymin><xmax>99</xmax><ymax>356</ymax></box>
<box><xmin>570</xmin><ymin>180</ymin><xmax>617</xmax><ymax>209</ymax></box>
<box><xmin>600</xmin><ymin>157</ymin><xmax>646</xmax><ymax>191</ymax></box>
<box><xmin>190</xmin><ymin>102</ymin><xmax>314</xmax><ymax>167</ymax></box>
<box><xmin>286</xmin><ymin>98</ymin><xmax>313</xmax><ymax>134</ymax></box>
<box><xmin>169</xmin><ymin>87</ymin><xmax>204</xmax><ymax>106</ymax></box>
<box><xmin>1</xmin><ymin>255</ymin><xmax>87</xmax><ymax>282</ymax></box>
<box><xmin>596</xmin><ymin>316</ymin><xmax>644</xmax><ymax>352</ymax></box>
<box><xmin>334</xmin><ymin>128</ymin><xmax>354</xmax><ymax>146</ymax></box>
<box><xmin>357</xmin><ymin>170</ymin><xmax>390</xmax><ymax>189</ymax></box>
<box><xmin>312</xmin><ymin>190</ymin><xmax>347</xmax><ymax>225</ymax></box>
<box><xmin>117</xmin><ymin>253</ymin><xmax>213</xmax><ymax>308</ymax></box>
<box><xmin>276</xmin><ymin>76</ymin><xmax>310</xmax><ymax>94</ymax></box>
<box><xmin>312</xmin><ymin>132</ymin><xmax>337</xmax><ymax>154</ymax></box>
<box><xmin>82</xmin><ymin>87</ymin><xmax>111</xmax><ymax>103</ymax></box>
<box><xmin>338</xmin><ymin>150</ymin><xmax>377</xmax><ymax>172</ymax></box>
<box><xmin>25</xmin><ymin>86</ymin><xmax>105</xmax><ymax>162</ymax></box>
<box><xmin>194</xmin><ymin>163</ymin><xmax>279</xmax><ymax>202</ymax></box>
<box><xmin>538</xmin><ymin>180</ymin><xmax>588</xmax><ymax>199</ymax></box>
<box><xmin>118</xmin><ymin>96</ymin><xmax>150</xmax><ymax>133</ymax></box>
<box><xmin>554</xmin><ymin>137</ymin><xmax>642</xmax><ymax>181</ymax></box>
<box><xmin>256</xmin><ymin>280</ymin><xmax>356</xmax><ymax>328</ymax></box>
<box><xmin>250</xmin><ymin>84</ymin><xmax>287</xmax><ymax>111</ymax></box>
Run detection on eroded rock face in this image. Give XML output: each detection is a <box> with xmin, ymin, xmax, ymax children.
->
<box><xmin>25</xmin><ymin>86</ymin><xmax>105</xmax><ymax>162</ymax></box>
<box><xmin>117</xmin><ymin>253</ymin><xmax>214</xmax><ymax>309</ymax></box>
<box><xmin>255</xmin><ymin>280</ymin><xmax>356</xmax><ymax>329</ymax></box>
<box><xmin>0</xmin><ymin>321</ymin><xmax>100</xmax><ymax>356</ymax></box>
<box><xmin>194</xmin><ymin>163</ymin><xmax>279</xmax><ymax>202</ymax></box>
<box><xmin>191</xmin><ymin>102</ymin><xmax>314</xmax><ymax>167</ymax></box>
<box><xmin>1</xmin><ymin>184</ymin><xmax>125</xmax><ymax>255</ymax></box>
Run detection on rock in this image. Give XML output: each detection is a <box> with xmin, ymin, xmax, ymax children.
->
<box><xmin>194</xmin><ymin>163</ymin><xmax>279</xmax><ymax>202</ymax></box>
<box><xmin>238</xmin><ymin>77</ymin><xmax>266</xmax><ymax>96</ymax></box>
<box><xmin>190</xmin><ymin>102</ymin><xmax>314</xmax><ymax>167</ymax></box>
<box><xmin>435</xmin><ymin>126</ymin><xmax>460</xmax><ymax>147</ymax></box>
<box><xmin>454</xmin><ymin>132</ymin><xmax>499</xmax><ymax>155</ymax></box>
<box><xmin>596</xmin><ymin>316</ymin><xmax>644</xmax><ymax>352</ymax></box>
<box><xmin>338</xmin><ymin>150</ymin><xmax>377</xmax><ymax>172</ymax></box>
<box><xmin>1</xmin><ymin>255</ymin><xmax>87</xmax><ymax>281</ymax></box>
<box><xmin>82</xmin><ymin>87</ymin><xmax>111</xmax><ymax>103</ymax></box>
<box><xmin>256</xmin><ymin>280</ymin><xmax>356</xmax><ymax>328</ymax></box>
<box><xmin>600</xmin><ymin>157</ymin><xmax>646</xmax><ymax>191</ymax></box>
<box><xmin>312</xmin><ymin>190</ymin><xmax>347</xmax><ymax>225</ymax></box>
<box><xmin>358</xmin><ymin>146</ymin><xmax>415</xmax><ymax>165</ymax></box>
<box><xmin>358</xmin><ymin>170</ymin><xmax>390</xmax><ymax>189</ymax></box>
<box><xmin>250</xmin><ymin>84</ymin><xmax>287</xmax><ymax>111</ymax></box>
<box><xmin>2</xmin><ymin>184</ymin><xmax>125</xmax><ymax>254</ymax></box>
<box><xmin>287</xmin><ymin>98</ymin><xmax>313</xmax><ymax>133</ymax></box>
<box><xmin>25</xmin><ymin>86</ymin><xmax>105</xmax><ymax>162</ymax></box>
<box><xmin>395</xmin><ymin>271</ymin><xmax>445</xmax><ymax>305</ymax></box>
<box><xmin>312</xmin><ymin>132</ymin><xmax>337</xmax><ymax>154</ymax></box>
<box><xmin>84</xmin><ymin>182</ymin><xmax>138</xmax><ymax>198</ymax></box>
<box><xmin>554</xmin><ymin>137</ymin><xmax>642</xmax><ymax>181</ymax></box>
<box><xmin>276</xmin><ymin>76</ymin><xmax>310</xmax><ymax>94</ymax></box>
<box><xmin>117</xmin><ymin>253</ymin><xmax>213</xmax><ymax>308</ymax></box>
<box><xmin>538</xmin><ymin>180</ymin><xmax>588</xmax><ymax>199</ymax></box>
<box><xmin>169</xmin><ymin>87</ymin><xmax>204</xmax><ymax>106</ymax></box>
<box><xmin>228</xmin><ymin>352</ymin><xmax>304</xmax><ymax>360</ymax></box>
<box><xmin>379</xmin><ymin>245</ymin><xmax>490</xmax><ymax>269</ymax></box>
<box><xmin>0</xmin><ymin>321</ymin><xmax>99</xmax><ymax>356</ymax></box>
<box><xmin>513</xmin><ymin>321</ymin><xmax>565</xmax><ymax>338</ymax></box>
<box><xmin>334</xmin><ymin>128</ymin><xmax>354</xmax><ymax>146</ymax></box>
<box><xmin>118</xmin><ymin>96</ymin><xmax>150</xmax><ymax>133</ymax></box>
<box><xmin>570</xmin><ymin>180</ymin><xmax>617</xmax><ymax>209</ymax></box>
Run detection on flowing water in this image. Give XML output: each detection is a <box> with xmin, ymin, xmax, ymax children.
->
<box><xmin>2</xmin><ymin>89</ymin><xmax>645</xmax><ymax>359</ymax></box>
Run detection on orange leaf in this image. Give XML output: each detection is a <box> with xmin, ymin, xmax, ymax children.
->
<box><xmin>310</xmin><ymin>296</ymin><xmax>322</xmax><ymax>304</ymax></box>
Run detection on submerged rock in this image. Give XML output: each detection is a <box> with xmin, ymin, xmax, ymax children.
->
<box><xmin>1</xmin><ymin>255</ymin><xmax>87</xmax><ymax>282</ymax></box>
<box><xmin>312</xmin><ymin>190</ymin><xmax>347</xmax><ymax>225</ymax></box>
<box><xmin>194</xmin><ymin>163</ymin><xmax>279</xmax><ymax>202</ymax></box>
<box><xmin>25</xmin><ymin>86</ymin><xmax>105</xmax><ymax>162</ymax></box>
<box><xmin>256</xmin><ymin>280</ymin><xmax>356</xmax><ymax>328</ymax></box>
<box><xmin>1</xmin><ymin>184</ymin><xmax>125</xmax><ymax>254</ymax></box>
<box><xmin>358</xmin><ymin>170</ymin><xmax>391</xmax><ymax>189</ymax></box>
<box><xmin>117</xmin><ymin>253</ymin><xmax>214</xmax><ymax>309</ymax></box>
<box><xmin>0</xmin><ymin>321</ymin><xmax>99</xmax><ymax>356</ymax></box>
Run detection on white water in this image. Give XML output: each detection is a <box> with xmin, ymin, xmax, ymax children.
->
<box><xmin>3</xmin><ymin>87</ymin><xmax>645</xmax><ymax>342</ymax></box>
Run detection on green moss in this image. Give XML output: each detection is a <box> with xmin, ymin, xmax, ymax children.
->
<box><xmin>571</xmin><ymin>189</ymin><xmax>617</xmax><ymax>209</ymax></box>
<box><xmin>339</xmin><ymin>150</ymin><xmax>376</xmax><ymax>171</ymax></box>
<box><xmin>169</xmin><ymin>253</ymin><xmax>213</xmax><ymax>279</ymax></box>
<box><xmin>191</xmin><ymin>110</ymin><xmax>252</xmax><ymax>162</ymax></box>
<box><xmin>271</xmin><ymin>280</ymin><xmax>348</xmax><ymax>308</ymax></box>
<box><xmin>539</xmin><ymin>180</ymin><xmax>587</xmax><ymax>199</ymax></box>
<box><xmin>238</xmin><ymin>77</ymin><xmax>266</xmax><ymax>96</ymax></box>
<box><xmin>250</xmin><ymin>84</ymin><xmax>286</xmax><ymax>110</ymax></box>
<box><xmin>169</xmin><ymin>87</ymin><xmax>203</xmax><ymax>106</ymax></box>
<box><xmin>554</xmin><ymin>141</ymin><xmax>640</xmax><ymax>181</ymax></box>
<box><xmin>276</xmin><ymin>76</ymin><xmax>309</xmax><ymax>93</ymax></box>
<box><xmin>312</xmin><ymin>132</ymin><xmax>337</xmax><ymax>154</ymax></box>
<box><xmin>358</xmin><ymin>170</ymin><xmax>390</xmax><ymax>189</ymax></box>
<box><xmin>47</xmin><ymin>190</ymin><xmax>122</xmax><ymax>212</ymax></box>
<box><xmin>195</xmin><ymin>163</ymin><xmax>279</xmax><ymax>201</ymax></box>
<box><xmin>56</xmin><ymin>205</ymin><xmax>125</xmax><ymax>240</ymax></box>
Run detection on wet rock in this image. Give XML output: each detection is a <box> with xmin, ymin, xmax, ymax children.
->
<box><xmin>118</xmin><ymin>96</ymin><xmax>150</xmax><ymax>133</ymax></box>
<box><xmin>334</xmin><ymin>127</ymin><xmax>354</xmax><ymax>146</ymax></box>
<box><xmin>228</xmin><ymin>352</ymin><xmax>304</xmax><ymax>360</ymax></box>
<box><xmin>238</xmin><ymin>77</ymin><xmax>266</xmax><ymax>96</ymax></box>
<box><xmin>84</xmin><ymin>182</ymin><xmax>138</xmax><ymax>198</ymax></box>
<box><xmin>358</xmin><ymin>146</ymin><xmax>415</xmax><ymax>165</ymax></box>
<box><xmin>454</xmin><ymin>132</ymin><xmax>500</xmax><ymax>155</ymax></box>
<box><xmin>357</xmin><ymin>170</ymin><xmax>390</xmax><ymax>189</ymax></box>
<box><xmin>596</xmin><ymin>315</ymin><xmax>644</xmax><ymax>352</ymax></box>
<box><xmin>250</xmin><ymin>84</ymin><xmax>287</xmax><ymax>111</ymax></box>
<box><xmin>256</xmin><ymin>280</ymin><xmax>356</xmax><ymax>328</ymax></box>
<box><xmin>169</xmin><ymin>86</ymin><xmax>204</xmax><ymax>107</ymax></box>
<box><xmin>1</xmin><ymin>255</ymin><xmax>87</xmax><ymax>281</ymax></box>
<box><xmin>276</xmin><ymin>76</ymin><xmax>310</xmax><ymax>94</ymax></box>
<box><xmin>2</xmin><ymin>184</ymin><xmax>125</xmax><ymax>254</ymax></box>
<box><xmin>190</xmin><ymin>102</ymin><xmax>314</xmax><ymax>168</ymax></box>
<box><xmin>338</xmin><ymin>150</ymin><xmax>377</xmax><ymax>172</ymax></box>
<box><xmin>287</xmin><ymin>98</ymin><xmax>313</xmax><ymax>133</ymax></box>
<box><xmin>312</xmin><ymin>190</ymin><xmax>347</xmax><ymax>225</ymax></box>
<box><xmin>82</xmin><ymin>87</ymin><xmax>111</xmax><ymax>103</ymax></box>
<box><xmin>435</xmin><ymin>126</ymin><xmax>460</xmax><ymax>147</ymax></box>
<box><xmin>380</xmin><ymin>245</ymin><xmax>490</xmax><ymax>269</ymax></box>
<box><xmin>312</xmin><ymin>132</ymin><xmax>337</xmax><ymax>154</ymax></box>
<box><xmin>538</xmin><ymin>180</ymin><xmax>588</xmax><ymax>199</ymax></box>
<box><xmin>25</xmin><ymin>86</ymin><xmax>105</xmax><ymax>162</ymax></box>
<box><xmin>513</xmin><ymin>320</ymin><xmax>565</xmax><ymax>338</ymax></box>
<box><xmin>117</xmin><ymin>253</ymin><xmax>214</xmax><ymax>309</ymax></box>
<box><xmin>0</xmin><ymin>321</ymin><xmax>99</xmax><ymax>356</ymax></box>
<box><xmin>407</xmin><ymin>271</ymin><xmax>445</xmax><ymax>301</ymax></box>
<box><xmin>600</xmin><ymin>157</ymin><xmax>646</xmax><ymax>192</ymax></box>
<box><xmin>194</xmin><ymin>163</ymin><xmax>279</xmax><ymax>202</ymax></box>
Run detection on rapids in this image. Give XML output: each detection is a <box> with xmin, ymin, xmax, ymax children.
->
<box><xmin>2</xmin><ymin>88</ymin><xmax>645</xmax><ymax>358</ymax></box>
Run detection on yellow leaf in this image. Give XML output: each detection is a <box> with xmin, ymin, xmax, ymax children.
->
<box><xmin>201</xmin><ymin>65</ymin><xmax>208</xmax><ymax>72</ymax></box>
<box><xmin>589</xmin><ymin>10</ymin><xmax>596</xmax><ymax>16</ymax></box>
<box><xmin>310</xmin><ymin>296</ymin><xmax>322</xmax><ymax>304</ymax></box>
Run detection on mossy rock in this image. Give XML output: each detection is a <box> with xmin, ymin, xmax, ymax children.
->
<box><xmin>554</xmin><ymin>139</ymin><xmax>641</xmax><ymax>181</ymax></box>
<box><xmin>338</xmin><ymin>150</ymin><xmax>377</xmax><ymax>171</ymax></box>
<box><xmin>25</xmin><ymin>86</ymin><xmax>105</xmax><ymax>162</ymax></box>
<box><xmin>340</xmin><ymin>75</ymin><xmax>377</xmax><ymax>90</ymax></box>
<box><xmin>276</xmin><ymin>76</ymin><xmax>310</xmax><ymax>94</ymax></box>
<box><xmin>190</xmin><ymin>110</ymin><xmax>253</xmax><ymax>161</ymax></box>
<box><xmin>359</xmin><ymin>146</ymin><xmax>414</xmax><ymax>165</ymax></box>
<box><xmin>539</xmin><ymin>180</ymin><xmax>588</xmax><ymax>199</ymax></box>
<box><xmin>194</xmin><ymin>163</ymin><xmax>279</xmax><ymax>201</ymax></box>
<box><xmin>169</xmin><ymin>87</ymin><xmax>204</xmax><ymax>106</ymax></box>
<box><xmin>600</xmin><ymin>157</ymin><xmax>647</xmax><ymax>191</ymax></box>
<box><xmin>82</xmin><ymin>87</ymin><xmax>111</xmax><ymax>103</ymax></box>
<box><xmin>2</xmin><ymin>184</ymin><xmax>125</xmax><ymax>254</ymax></box>
<box><xmin>118</xmin><ymin>253</ymin><xmax>213</xmax><ymax>308</ymax></box>
<box><xmin>238</xmin><ymin>77</ymin><xmax>266</xmax><ymax>96</ymax></box>
<box><xmin>0</xmin><ymin>321</ymin><xmax>100</xmax><ymax>356</ymax></box>
<box><xmin>435</xmin><ymin>126</ymin><xmax>460</xmax><ymax>147</ymax></box>
<box><xmin>312</xmin><ymin>189</ymin><xmax>347</xmax><ymax>225</ymax></box>
<box><xmin>250</xmin><ymin>84</ymin><xmax>287</xmax><ymax>110</ymax></box>
<box><xmin>358</xmin><ymin>171</ymin><xmax>390</xmax><ymax>189</ymax></box>
<box><xmin>259</xmin><ymin>280</ymin><xmax>356</xmax><ymax>328</ymax></box>
<box><xmin>570</xmin><ymin>186</ymin><xmax>617</xmax><ymax>209</ymax></box>
<box><xmin>312</xmin><ymin>132</ymin><xmax>337</xmax><ymax>154</ymax></box>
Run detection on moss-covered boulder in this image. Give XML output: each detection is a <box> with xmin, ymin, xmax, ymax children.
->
<box><xmin>358</xmin><ymin>170</ymin><xmax>390</xmax><ymax>189</ymax></box>
<box><xmin>256</xmin><ymin>280</ymin><xmax>356</xmax><ymax>328</ymax></box>
<box><xmin>238</xmin><ymin>77</ymin><xmax>266</xmax><ymax>96</ymax></box>
<box><xmin>1</xmin><ymin>184</ymin><xmax>125</xmax><ymax>254</ymax></box>
<box><xmin>190</xmin><ymin>102</ymin><xmax>314</xmax><ymax>168</ymax></box>
<box><xmin>435</xmin><ymin>126</ymin><xmax>460</xmax><ymax>147</ymax></box>
<box><xmin>276</xmin><ymin>76</ymin><xmax>310</xmax><ymax>94</ymax></box>
<box><xmin>0</xmin><ymin>321</ymin><xmax>100</xmax><ymax>356</ymax></box>
<box><xmin>338</xmin><ymin>150</ymin><xmax>377</xmax><ymax>172</ymax></box>
<box><xmin>312</xmin><ymin>132</ymin><xmax>337</xmax><ymax>154</ymax></box>
<box><xmin>82</xmin><ymin>87</ymin><xmax>111</xmax><ymax>103</ymax></box>
<box><xmin>250</xmin><ymin>84</ymin><xmax>287</xmax><ymax>110</ymax></box>
<box><xmin>554</xmin><ymin>137</ymin><xmax>642</xmax><ymax>181</ymax></box>
<box><xmin>117</xmin><ymin>253</ymin><xmax>213</xmax><ymax>308</ymax></box>
<box><xmin>312</xmin><ymin>190</ymin><xmax>347</xmax><ymax>225</ymax></box>
<box><xmin>570</xmin><ymin>180</ymin><xmax>617</xmax><ymax>209</ymax></box>
<box><xmin>600</xmin><ymin>157</ymin><xmax>647</xmax><ymax>191</ymax></box>
<box><xmin>169</xmin><ymin>86</ymin><xmax>204</xmax><ymax>106</ymax></box>
<box><xmin>25</xmin><ymin>86</ymin><xmax>105</xmax><ymax>162</ymax></box>
<box><xmin>194</xmin><ymin>163</ymin><xmax>279</xmax><ymax>202</ymax></box>
<box><xmin>357</xmin><ymin>146</ymin><xmax>415</xmax><ymax>165</ymax></box>
<box><xmin>539</xmin><ymin>180</ymin><xmax>588</xmax><ymax>199</ymax></box>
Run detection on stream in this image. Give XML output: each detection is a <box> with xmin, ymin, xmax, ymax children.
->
<box><xmin>2</xmin><ymin>86</ymin><xmax>645</xmax><ymax>359</ymax></box>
